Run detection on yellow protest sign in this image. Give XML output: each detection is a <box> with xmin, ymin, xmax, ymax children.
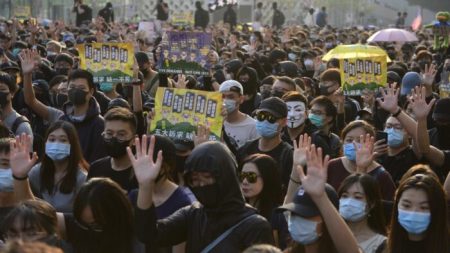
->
<box><xmin>150</xmin><ymin>87</ymin><xmax>223</xmax><ymax>141</ymax></box>
<box><xmin>14</xmin><ymin>6</ymin><xmax>31</xmax><ymax>22</ymax></box>
<box><xmin>171</xmin><ymin>12</ymin><xmax>194</xmax><ymax>27</ymax></box>
<box><xmin>339</xmin><ymin>56</ymin><xmax>387</xmax><ymax>96</ymax></box>
<box><xmin>440</xmin><ymin>74</ymin><xmax>450</xmax><ymax>98</ymax></box>
<box><xmin>76</xmin><ymin>43</ymin><xmax>134</xmax><ymax>83</ymax></box>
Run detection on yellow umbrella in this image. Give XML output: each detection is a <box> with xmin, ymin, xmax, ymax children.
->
<box><xmin>322</xmin><ymin>44</ymin><xmax>391</xmax><ymax>62</ymax></box>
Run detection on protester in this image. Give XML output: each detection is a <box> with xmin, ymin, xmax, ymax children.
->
<box><xmin>72</xmin><ymin>0</ymin><xmax>93</xmax><ymax>27</ymax></box>
<box><xmin>272</xmin><ymin>3</ymin><xmax>285</xmax><ymax>30</ymax></box>
<box><xmin>98</xmin><ymin>2</ymin><xmax>115</xmax><ymax>24</ymax></box>
<box><xmin>223</xmin><ymin>4</ymin><xmax>237</xmax><ymax>29</ymax></box>
<box><xmin>194</xmin><ymin>1</ymin><xmax>209</xmax><ymax>29</ymax></box>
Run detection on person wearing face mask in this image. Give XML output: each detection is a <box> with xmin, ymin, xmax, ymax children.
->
<box><xmin>236</xmin><ymin>66</ymin><xmax>262</xmax><ymax>116</ymax></box>
<box><xmin>0</xmin><ymin>132</ymin><xmax>16</xmax><ymax>225</ymax></box>
<box><xmin>0</xmin><ymin>72</ymin><xmax>34</xmax><ymax>142</ymax></box>
<box><xmin>20</xmin><ymin>49</ymin><xmax>106</xmax><ymax>163</ymax></box>
<box><xmin>318</xmin><ymin>69</ymin><xmax>360</xmax><ymax>132</ymax></box>
<box><xmin>46</xmin><ymin>41</ymin><xmax>63</xmax><ymax>63</ymax></box>
<box><xmin>280</xmin><ymin>145</ymin><xmax>362</xmax><ymax>253</ymax></box>
<box><xmin>387</xmin><ymin>174</ymin><xmax>449</xmax><ymax>253</ymax></box>
<box><xmin>219</xmin><ymin>80</ymin><xmax>259</xmax><ymax>149</ymax></box>
<box><xmin>87</xmin><ymin>108</ymin><xmax>138</xmax><ymax>192</ymax></box>
<box><xmin>307</xmin><ymin>96</ymin><xmax>341</xmax><ymax>159</ymax></box>
<box><xmin>136</xmin><ymin>52</ymin><xmax>159</xmax><ymax>97</ymax></box>
<box><xmin>271</xmin><ymin>76</ymin><xmax>297</xmax><ymax>99</ymax></box>
<box><xmin>377</xmin><ymin>116</ymin><xmax>422</xmax><ymax>186</ymax></box>
<box><xmin>99</xmin><ymin>81</ymin><xmax>121</xmax><ymax>100</ymax></box>
<box><xmin>26</xmin><ymin>121</ymin><xmax>87</xmax><ymax>213</ymax></box>
<box><xmin>54</xmin><ymin>53</ymin><xmax>74</xmax><ymax>77</ymax></box>
<box><xmin>48</xmin><ymin>75</ymin><xmax>69</xmax><ymax>109</ymax></box>
<box><xmin>281</xmin><ymin>91</ymin><xmax>317</xmax><ymax>145</ymax></box>
<box><xmin>238</xmin><ymin>97</ymin><xmax>293</xmax><ymax>193</ymax></box>
<box><xmin>327</xmin><ymin>120</ymin><xmax>395</xmax><ymax>201</ymax></box>
<box><xmin>338</xmin><ymin>173</ymin><xmax>387</xmax><ymax>253</ymax></box>
<box><xmin>132</xmin><ymin>137</ymin><xmax>274</xmax><ymax>252</ymax></box>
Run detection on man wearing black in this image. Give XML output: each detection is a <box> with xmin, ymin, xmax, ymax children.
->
<box><xmin>155</xmin><ymin>0</ymin><xmax>169</xmax><ymax>22</ymax></box>
<box><xmin>194</xmin><ymin>1</ymin><xmax>209</xmax><ymax>29</ymax></box>
<box><xmin>72</xmin><ymin>0</ymin><xmax>92</xmax><ymax>27</ymax></box>
<box><xmin>98</xmin><ymin>2</ymin><xmax>115</xmax><ymax>24</ymax></box>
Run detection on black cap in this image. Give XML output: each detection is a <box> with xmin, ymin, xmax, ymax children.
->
<box><xmin>0</xmin><ymin>61</ymin><xmax>20</xmax><ymax>72</ymax></box>
<box><xmin>32</xmin><ymin>79</ymin><xmax>50</xmax><ymax>91</ymax></box>
<box><xmin>55</xmin><ymin>53</ymin><xmax>74</xmax><ymax>66</ymax></box>
<box><xmin>433</xmin><ymin>98</ymin><xmax>450</xmax><ymax>122</ymax></box>
<box><xmin>278</xmin><ymin>184</ymin><xmax>339</xmax><ymax>218</ymax></box>
<box><xmin>387</xmin><ymin>71</ymin><xmax>401</xmax><ymax>84</ymax></box>
<box><xmin>256</xmin><ymin>97</ymin><xmax>288</xmax><ymax>118</ymax></box>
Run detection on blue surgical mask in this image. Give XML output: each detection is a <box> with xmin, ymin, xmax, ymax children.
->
<box><xmin>308</xmin><ymin>113</ymin><xmax>324</xmax><ymax>128</ymax></box>
<box><xmin>223</xmin><ymin>98</ymin><xmax>237</xmax><ymax>113</ymax></box>
<box><xmin>343</xmin><ymin>143</ymin><xmax>360</xmax><ymax>162</ymax></box>
<box><xmin>12</xmin><ymin>48</ymin><xmax>21</xmax><ymax>57</ymax></box>
<box><xmin>398</xmin><ymin>209</ymin><xmax>431</xmax><ymax>235</ymax></box>
<box><xmin>45</xmin><ymin>142</ymin><xmax>71</xmax><ymax>161</ymax></box>
<box><xmin>0</xmin><ymin>168</ymin><xmax>13</xmax><ymax>192</ymax></box>
<box><xmin>255</xmin><ymin>120</ymin><xmax>279</xmax><ymax>138</ymax></box>
<box><xmin>99</xmin><ymin>82</ymin><xmax>114</xmax><ymax>92</ymax></box>
<box><xmin>385</xmin><ymin>128</ymin><xmax>405</xmax><ymax>147</ymax></box>
<box><xmin>339</xmin><ymin>198</ymin><xmax>367</xmax><ymax>222</ymax></box>
<box><xmin>288</xmin><ymin>214</ymin><xmax>321</xmax><ymax>245</ymax></box>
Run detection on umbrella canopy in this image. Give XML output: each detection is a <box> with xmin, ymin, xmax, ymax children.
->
<box><xmin>322</xmin><ymin>44</ymin><xmax>391</xmax><ymax>62</ymax></box>
<box><xmin>367</xmin><ymin>28</ymin><xmax>418</xmax><ymax>43</ymax></box>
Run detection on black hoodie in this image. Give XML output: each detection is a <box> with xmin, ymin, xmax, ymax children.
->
<box><xmin>135</xmin><ymin>142</ymin><xmax>274</xmax><ymax>252</ymax></box>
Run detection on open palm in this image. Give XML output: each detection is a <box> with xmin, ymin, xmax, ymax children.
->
<box><xmin>355</xmin><ymin>134</ymin><xmax>374</xmax><ymax>173</ymax></box>
<box><xmin>19</xmin><ymin>49</ymin><xmax>38</xmax><ymax>75</ymax></box>
<box><xmin>297</xmin><ymin>145</ymin><xmax>329</xmax><ymax>199</ymax></box>
<box><xmin>293</xmin><ymin>134</ymin><xmax>311</xmax><ymax>167</ymax></box>
<box><xmin>409</xmin><ymin>86</ymin><xmax>435</xmax><ymax>121</ymax></box>
<box><xmin>376</xmin><ymin>83</ymin><xmax>399</xmax><ymax>114</ymax></box>
<box><xmin>10</xmin><ymin>134</ymin><xmax>38</xmax><ymax>178</ymax></box>
<box><xmin>127</xmin><ymin>135</ymin><xmax>163</xmax><ymax>186</ymax></box>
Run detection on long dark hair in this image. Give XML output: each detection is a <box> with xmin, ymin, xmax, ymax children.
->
<box><xmin>239</xmin><ymin>154</ymin><xmax>282</xmax><ymax>220</ymax></box>
<box><xmin>40</xmin><ymin>121</ymin><xmax>88</xmax><ymax>194</ymax></box>
<box><xmin>73</xmin><ymin>178</ymin><xmax>134</xmax><ymax>253</ymax></box>
<box><xmin>388</xmin><ymin>174</ymin><xmax>449</xmax><ymax>253</ymax></box>
<box><xmin>2</xmin><ymin>199</ymin><xmax>58</xmax><ymax>237</ymax></box>
<box><xmin>338</xmin><ymin>173</ymin><xmax>386</xmax><ymax>235</ymax></box>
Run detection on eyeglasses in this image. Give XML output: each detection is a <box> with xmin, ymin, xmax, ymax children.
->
<box><xmin>239</xmin><ymin>171</ymin><xmax>260</xmax><ymax>183</ymax></box>
<box><xmin>256</xmin><ymin>112</ymin><xmax>277</xmax><ymax>123</ymax></box>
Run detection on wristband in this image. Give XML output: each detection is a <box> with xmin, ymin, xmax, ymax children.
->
<box><xmin>290</xmin><ymin>177</ymin><xmax>301</xmax><ymax>184</ymax></box>
<box><xmin>392</xmin><ymin>107</ymin><xmax>402</xmax><ymax>117</ymax></box>
<box><xmin>13</xmin><ymin>174</ymin><xmax>28</xmax><ymax>181</ymax></box>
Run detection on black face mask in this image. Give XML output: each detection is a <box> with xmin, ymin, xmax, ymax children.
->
<box><xmin>175</xmin><ymin>155</ymin><xmax>188</xmax><ymax>174</ymax></box>
<box><xmin>140</xmin><ymin>68</ymin><xmax>150</xmax><ymax>77</ymax></box>
<box><xmin>190</xmin><ymin>184</ymin><xmax>219</xmax><ymax>208</ymax></box>
<box><xmin>68</xmin><ymin>88</ymin><xmax>88</xmax><ymax>106</ymax></box>
<box><xmin>260</xmin><ymin>89</ymin><xmax>271</xmax><ymax>100</ymax></box>
<box><xmin>56</xmin><ymin>93</ymin><xmax>68</xmax><ymax>108</ymax></box>
<box><xmin>103</xmin><ymin>137</ymin><xmax>132</xmax><ymax>158</ymax></box>
<box><xmin>320</xmin><ymin>86</ymin><xmax>334</xmax><ymax>96</ymax></box>
<box><xmin>0</xmin><ymin>91</ymin><xmax>9</xmax><ymax>108</ymax></box>
<box><xmin>55</xmin><ymin>67</ymin><xmax>70</xmax><ymax>76</ymax></box>
<box><xmin>271</xmin><ymin>90</ymin><xmax>284</xmax><ymax>98</ymax></box>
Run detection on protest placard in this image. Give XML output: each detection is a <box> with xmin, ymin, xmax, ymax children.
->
<box><xmin>171</xmin><ymin>12</ymin><xmax>194</xmax><ymax>27</ymax></box>
<box><xmin>149</xmin><ymin>87</ymin><xmax>223</xmax><ymax>141</ymax></box>
<box><xmin>138</xmin><ymin>21</ymin><xmax>156</xmax><ymax>41</ymax></box>
<box><xmin>76</xmin><ymin>43</ymin><xmax>134</xmax><ymax>83</ymax></box>
<box><xmin>339</xmin><ymin>56</ymin><xmax>387</xmax><ymax>96</ymax></box>
<box><xmin>157</xmin><ymin>32</ymin><xmax>212</xmax><ymax>75</ymax></box>
<box><xmin>14</xmin><ymin>6</ymin><xmax>31</xmax><ymax>22</ymax></box>
<box><xmin>440</xmin><ymin>74</ymin><xmax>450</xmax><ymax>98</ymax></box>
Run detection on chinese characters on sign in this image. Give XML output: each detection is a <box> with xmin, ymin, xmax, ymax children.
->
<box><xmin>76</xmin><ymin>43</ymin><xmax>134</xmax><ymax>83</ymax></box>
<box><xmin>150</xmin><ymin>87</ymin><xmax>223</xmax><ymax>142</ymax></box>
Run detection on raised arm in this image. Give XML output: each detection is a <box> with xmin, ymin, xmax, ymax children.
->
<box><xmin>19</xmin><ymin>49</ymin><xmax>50</xmax><ymax>120</ymax></box>
<box><xmin>298</xmin><ymin>145</ymin><xmax>361</xmax><ymax>253</ymax></box>
<box><xmin>132</xmin><ymin>58</ymin><xmax>143</xmax><ymax>112</ymax></box>
<box><xmin>284</xmin><ymin>134</ymin><xmax>310</xmax><ymax>204</ymax></box>
<box><xmin>10</xmin><ymin>134</ymin><xmax>38</xmax><ymax>202</ymax></box>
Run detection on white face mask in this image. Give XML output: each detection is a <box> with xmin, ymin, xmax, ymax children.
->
<box><xmin>286</xmin><ymin>101</ymin><xmax>306</xmax><ymax>128</ymax></box>
<box><xmin>287</xmin><ymin>213</ymin><xmax>321</xmax><ymax>245</ymax></box>
<box><xmin>0</xmin><ymin>168</ymin><xmax>13</xmax><ymax>192</ymax></box>
<box><xmin>304</xmin><ymin>59</ymin><xmax>314</xmax><ymax>70</ymax></box>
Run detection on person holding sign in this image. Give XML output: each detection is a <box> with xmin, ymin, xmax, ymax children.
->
<box><xmin>219</xmin><ymin>80</ymin><xmax>259</xmax><ymax>149</ymax></box>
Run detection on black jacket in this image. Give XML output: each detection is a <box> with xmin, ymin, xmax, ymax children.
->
<box><xmin>135</xmin><ymin>142</ymin><xmax>273</xmax><ymax>252</ymax></box>
<box><xmin>60</xmin><ymin>98</ymin><xmax>106</xmax><ymax>162</ymax></box>
<box><xmin>194</xmin><ymin>8</ymin><xmax>209</xmax><ymax>29</ymax></box>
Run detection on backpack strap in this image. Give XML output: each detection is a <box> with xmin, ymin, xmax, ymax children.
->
<box><xmin>11</xmin><ymin>116</ymin><xmax>30</xmax><ymax>135</ymax></box>
<box><xmin>199</xmin><ymin>214</ymin><xmax>257</xmax><ymax>253</ymax></box>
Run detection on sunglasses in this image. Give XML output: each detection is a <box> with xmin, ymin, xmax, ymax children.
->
<box><xmin>239</xmin><ymin>171</ymin><xmax>260</xmax><ymax>183</ymax></box>
<box><xmin>256</xmin><ymin>112</ymin><xmax>277</xmax><ymax>124</ymax></box>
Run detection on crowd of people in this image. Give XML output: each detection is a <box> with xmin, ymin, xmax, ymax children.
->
<box><xmin>0</xmin><ymin>1</ymin><xmax>449</xmax><ymax>253</ymax></box>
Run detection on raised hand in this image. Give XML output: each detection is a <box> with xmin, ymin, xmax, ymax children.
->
<box><xmin>10</xmin><ymin>134</ymin><xmax>38</xmax><ymax>178</ymax></box>
<box><xmin>373</xmin><ymin>139</ymin><xmax>388</xmax><ymax>158</ymax></box>
<box><xmin>19</xmin><ymin>49</ymin><xmax>38</xmax><ymax>75</ymax></box>
<box><xmin>293</xmin><ymin>134</ymin><xmax>311</xmax><ymax>167</ymax></box>
<box><xmin>174</xmin><ymin>74</ymin><xmax>187</xmax><ymax>89</ymax></box>
<box><xmin>408</xmin><ymin>86</ymin><xmax>435</xmax><ymax>121</ymax></box>
<box><xmin>355</xmin><ymin>134</ymin><xmax>375</xmax><ymax>173</ymax></box>
<box><xmin>193</xmin><ymin>124</ymin><xmax>210</xmax><ymax>147</ymax></box>
<box><xmin>297</xmin><ymin>145</ymin><xmax>329</xmax><ymax>199</ymax></box>
<box><xmin>422</xmin><ymin>64</ymin><xmax>437</xmax><ymax>87</ymax></box>
<box><xmin>127</xmin><ymin>135</ymin><xmax>163</xmax><ymax>186</ymax></box>
<box><xmin>376</xmin><ymin>83</ymin><xmax>399</xmax><ymax>114</ymax></box>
